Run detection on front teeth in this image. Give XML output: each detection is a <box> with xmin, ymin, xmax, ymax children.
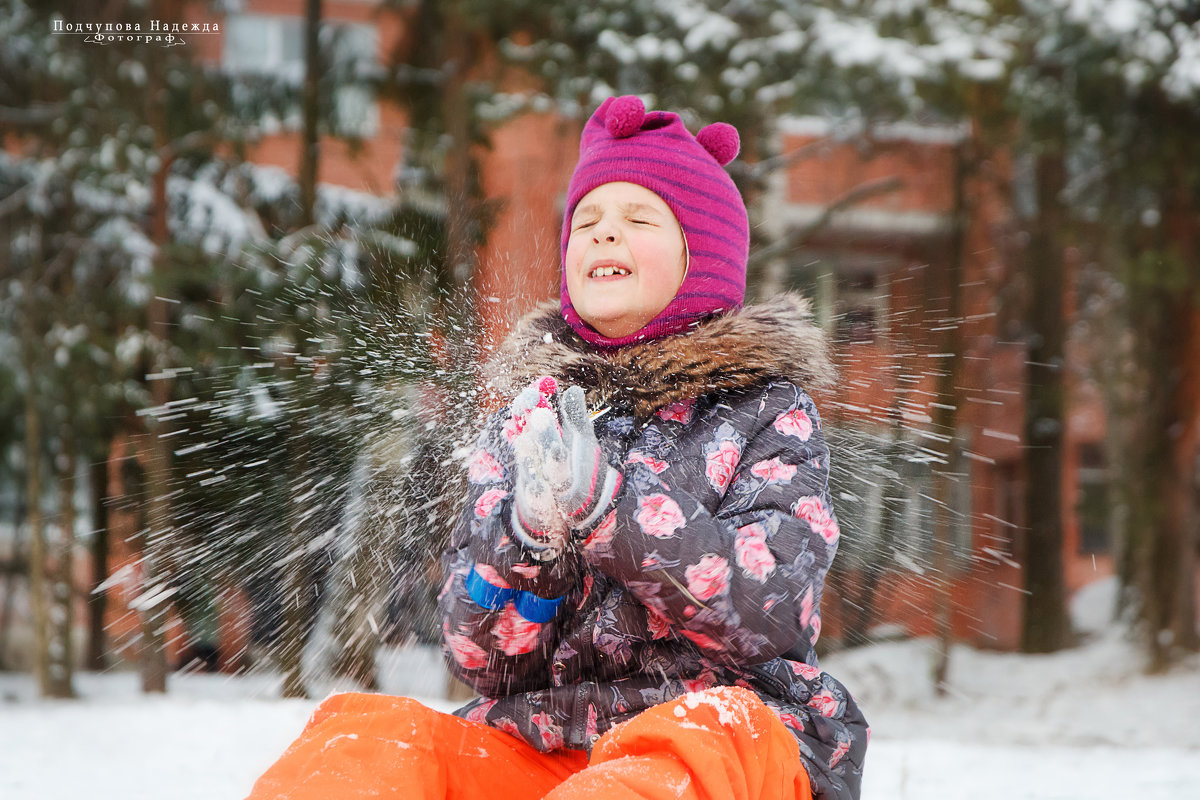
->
<box><xmin>590</xmin><ymin>266</ymin><xmax>630</xmax><ymax>278</ymax></box>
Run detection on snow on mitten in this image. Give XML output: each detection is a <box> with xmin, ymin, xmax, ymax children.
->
<box><xmin>546</xmin><ymin>385</ymin><xmax>623</xmax><ymax>534</ymax></box>
<box><xmin>509</xmin><ymin>378</ymin><xmax>569</xmax><ymax>560</ymax></box>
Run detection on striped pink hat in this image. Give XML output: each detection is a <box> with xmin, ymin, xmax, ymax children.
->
<box><xmin>560</xmin><ymin>95</ymin><xmax>749</xmax><ymax>348</ymax></box>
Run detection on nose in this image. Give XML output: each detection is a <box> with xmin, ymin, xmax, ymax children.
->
<box><xmin>591</xmin><ymin>216</ymin><xmax>620</xmax><ymax>244</ymax></box>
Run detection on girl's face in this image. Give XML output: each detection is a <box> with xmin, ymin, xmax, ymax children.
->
<box><xmin>564</xmin><ymin>182</ymin><xmax>687</xmax><ymax>339</ymax></box>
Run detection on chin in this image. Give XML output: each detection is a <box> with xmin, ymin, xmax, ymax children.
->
<box><xmin>585</xmin><ymin>315</ymin><xmax>648</xmax><ymax>339</ymax></box>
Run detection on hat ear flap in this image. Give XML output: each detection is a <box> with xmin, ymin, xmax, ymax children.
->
<box><xmin>606</xmin><ymin>95</ymin><xmax>646</xmax><ymax>138</ymax></box>
<box><xmin>697</xmin><ymin>122</ymin><xmax>740</xmax><ymax>166</ymax></box>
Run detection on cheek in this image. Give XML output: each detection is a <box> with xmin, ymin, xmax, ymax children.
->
<box><xmin>564</xmin><ymin>239</ymin><xmax>585</xmax><ymax>290</ymax></box>
<box><xmin>636</xmin><ymin>238</ymin><xmax>685</xmax><ymax>291</ymax></box>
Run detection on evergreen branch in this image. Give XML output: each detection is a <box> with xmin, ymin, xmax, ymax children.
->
<box><xmin>0</xmin><ymin>102</ymin><xmax>68</xmax><ymax>126</ymax></box>
<box><xmin>0</xmin><ymin>185</ymin><xmax>32</xmax><ymax>221</ymax></box>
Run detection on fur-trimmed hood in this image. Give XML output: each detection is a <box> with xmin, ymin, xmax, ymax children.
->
<box><xmin>487</xmin><ymin>293</ymin><xmax>835</xmax><ymax>419</ymax></box>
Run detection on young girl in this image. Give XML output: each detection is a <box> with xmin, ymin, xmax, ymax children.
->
<box><xmin>248</xmin><ymin>96</ymin><xmax>868</xmax><ymax>800</ymax></box>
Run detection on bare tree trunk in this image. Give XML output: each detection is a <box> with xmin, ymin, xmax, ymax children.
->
<box><xmin>280</xmin><ymin>430</ymin><xmax>313</xmax><ymax>700</ymax></box>
<box><xmin>1162</xmin><ymin>184</ymin><xmax>1199</xmax><ymax>656</ymax></box>
<box><xmin>930</xmin><ymin>140</ymin><xmax>970</xmax><ymax>693</ymax></box>
<box><xmin>24</xmin><ymin>346</ymin><xmax>49</xmax><ymax>693</ymax></box>
<box><xmin>1171</xmin><ymin>302</ymin><xmax>1200</xmax><ymax>654</ymax></box>
<box><xmin>22</xmin><ymin>215</ymin><xmax>55</xmax><ymax>696</ymax></box>
<box><xmin>46</xmin><ymin>425</ymin><xmax>77</xmax><ymax>697</ymax></box>
<box><xmin>1131</xmin><ymin>192</ymin><xmax>1200</xmax><ymax>670</ymax></box>
<box><xmin>139</xmin><ymin>3</ymin><xmax>180</xmax><ymax>691</ymax></box>
<box><xmin>275</xmin><ymin>0</ymin><xmax>325</xmax><ymax>701</ymax></box>
<box><xmin>299</xmin><ymin>0</ymin><xmax>322</xmax><ymax>228</ymax></box>
<box><xmin>140</xmin><ymin>314</ymin><xmax>173</xmax><ymax>693</ymax></box>
<box><xmin>442</xmin><ymin>0</ymin><xmax>476</xmax><ymax>287</ymax></box>
<box><xmin>1126</xmin><ymin>295</ymin><xmax>1191</xmax><ymax>671</ymax></box>
<box><xmin>86</xmin><ymin>457</ymin><xmax>109</xmax><ymax>670</ymax></box>
<box><xmin>1020</xmin><ymin>137</ymin><xmax>1070</xmax><ymax>653</ymax></box>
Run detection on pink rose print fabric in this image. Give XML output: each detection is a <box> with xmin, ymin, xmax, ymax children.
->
<box><xmin>749</xmin><ymin>457</ymin><xmax>797</xmax><ymax>485</ymax></box>
<box><xmin>530</xmin><ymin>711</ymin><xmax>565</xmax><ymax>750</ymax></box>
<box><xmin>492</xmin><ymin>716</ymin><xmax>524</xmax><ymax>739</ymax></box>
<box><xmin>626</xmin><ymin>451</ymin><xmax>669</xmax><ymax>474</ymax></box>
<box><xmin>443</xmin><ymin>628</ymin><xmax>489</xmax><ymax>670</ymax></box>
<box><xmin>829</xmin><ymin>737</ymin><xmax>852</xmax><ymax>768</ymax></box>
<box><xmin>467</xmin><ymin>447</ymin><xmax>505</xmax><ymax>484</ymax></box>
<box><xmin>634</xmin><ymin>493</ymin><xmax>686</xmax><ymax>538</ymax></box>
<box><xmin>705</xmin><ymin>439</ymin><xmax>742</xmax><ymax>493</ymax></box>
<box><xmin>440</xmin><ymin>379</ymin><xmax>865</xmax><ymax>798</ymax></box>
<box><xmin>472</xmin><ymin>563</ymin><xmax>510</xmax><ymax>589</ymax></box>
<box><xmin>656</xmin><ymin>398</ymin><xmax>695</xmax><ymax>424</ymax></box>
<box><xmin>773</xmin><ymin>406</ymin><xmax>814</xmax><ymax>441</ymax></box>
<box><xmin>645</xmin><ymin>605</ymin><xmax>673</xmax><ymax>640</ymax></box>
<box><xmin>793</xmin><ymin>495</ymin><xmax>840</xmax><ymax>545</ymax></box>
<box><xmin>679</xmin><ymin>629</ymin><xmax>726</xmax><ymax>652</ymax></box>
<box><xmin>581</xmin><ymin>509</ymin><xmax>617</xmax><ymax>555</ymax></box>
<box><xmin>735</xmin><ymin>523</ymin><xmax>777</xmax><ymax>582</ymax></box>
<box><xmin>492</xmin><ymin>605</ymin><xmax>541</xmax><ymax>656</ymax></box>
<box><xmin>798</xmin><ymin>586</ymin><xmax>816</xmax><ymax>631</ymax></box>
<box><xmin>807</xmin><ymin>689</ymin><xmax>843</xmax><ymax>719</ymax></box>
<box><xmin>474</xmin><ymin>487</ymin><xmax>508</xmax><ymax>518</ymax></box>
<box><xmin>703</xmin><ymin>422</ymin><xmax>746</xmax><ymax>494</ymax></box>
<box><xmin>790</xmin><ymin>660</ymin><xmax>821</xmax><ymax>681</ymax></box>
<box><xmin>684</xmin><ymin>554</ymin><xmax>732</xmax><ymax>600</ymax></box>
<box><xmin>463</xmin><ymin>698</ymin><xmax>496</xmax><ymax>725</ymax></box>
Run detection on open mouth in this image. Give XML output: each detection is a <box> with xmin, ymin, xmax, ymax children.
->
<box><xmin>588</xmin><ymin>263</ymin><xmax>632</xmax><ymax>279</ymax></box>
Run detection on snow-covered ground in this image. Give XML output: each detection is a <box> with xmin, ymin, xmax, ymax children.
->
<box><xmin>2</xmin><ymin>578</ymin><xmax>1198</xmax><ymax>799</ymax></box>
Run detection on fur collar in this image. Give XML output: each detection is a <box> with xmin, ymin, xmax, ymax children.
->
<box><xmin>486</xmin><ymin>293</ymin><xmax>835</xmax><ymax>420</ymax></box>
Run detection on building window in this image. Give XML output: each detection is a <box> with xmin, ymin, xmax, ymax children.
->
<box><xmin>328</xmin><ymin>24</ymin><xmax>379</xmax><ymax>138</ymax></box>
<box><xmin>1076</xmin><ymin>443</ymin><xmax>1110</xmax><ymax>555</ymax></box>
<box><xmin>989</xmin><ymin>460</ymin><xmax>1022</xmax><ymax>558</ymax></box>
<box><xmin>786</xmin><ymin>251</ymin><xmax>893</xmax><ymax>344</ymax></box>
<box><xmin>836</xmin><ymin>271</ymin><xmax>887</xmax><ymax>344</ymax></box>
<box><xmin>223</xmin><ymin>14</ymin><xmax>379</xmax><ymax>138</ymax></box>
<box><xmin>892</xmin><ymin>454</ymin><xmax>972</xmax><ymax>569</ymax></box>
<box><xmin>224</xmin><ymin>14</ymin><xmax>305</xmax><ymax>78</ymax></box>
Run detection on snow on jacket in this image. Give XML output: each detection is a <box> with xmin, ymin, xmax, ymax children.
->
<box><xmin>438</xmin><ymin>293</ymin><xmax>869</xmax><ymax>800</ymax></box>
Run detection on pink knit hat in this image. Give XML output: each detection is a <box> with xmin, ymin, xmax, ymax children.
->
<box><xmin>560</xmin><ymin>96</ymin><xmax>749</xmax><ymax>348</ymax></box>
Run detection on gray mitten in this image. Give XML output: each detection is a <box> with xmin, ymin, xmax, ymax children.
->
<box><xmin>544</xmin><ymin>386</ymin><xmax>623</xmax><ymax>533</ymax></box>
<box><xmin>509</xmin><ymin>380</ymin><xmax>569</xmax><ymax>560</ymax></box>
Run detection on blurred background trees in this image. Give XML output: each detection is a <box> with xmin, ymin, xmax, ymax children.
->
<box><xmin>0</xmin><ymin>0</ymin><xmax>1196</xmax><ymax>698</ymax></box>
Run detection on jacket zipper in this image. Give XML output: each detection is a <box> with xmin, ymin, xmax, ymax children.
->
<box><xmin>748</xmin><ymin>664</ymin><xmax>790</xmax><ymax>698</ymax></box>
<box><xmin>568</xmin><ymin>681</ymin><xmax>590</xmax><ymax>748</ymax></box>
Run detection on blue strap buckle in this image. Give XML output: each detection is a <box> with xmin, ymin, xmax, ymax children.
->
<box><xmin>515</xmin><ymin>591</ymin><xmax>565</xmax><ymax>624</ymax></box>
<box><xmin>465</xmin><ymin>565</ymin><xmax>565</xmax><ymax>624</ymax></box>
<box><xmin>465</xmin><ymin>566</ymin><xmax>516</xmax><ymax>610</ymax></box>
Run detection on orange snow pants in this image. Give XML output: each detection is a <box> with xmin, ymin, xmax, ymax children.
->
<box><xmin>246</xmin><ymin>685</ymin><xmax>813</xmax><ymax>800</ymax></box>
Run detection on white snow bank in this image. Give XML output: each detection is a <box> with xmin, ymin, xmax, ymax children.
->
<box><xmin>2</xmin><ymin>581</ymin><xmax>1198</xmax><ymax>799</ymax></box>
<box><xmin>0</xmin><ymin>665</ymin><xmax>458</xmax><ymax>800</ymax></box>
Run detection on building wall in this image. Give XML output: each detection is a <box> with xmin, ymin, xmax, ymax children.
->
<box><xmin>473</xmin><ymin>111</ymin><xmax>580</xmax><ymax>355</ymax></box>
<box><xmin>19</xmin><ymin>7</ymin><xmax>1153</xmax><ymax>667</ymax></box>
<box><xmin>775</xmin><ymin>124</ymin><xmax>1115</xmax><ymax>650</ymax></box>
<box><xmin>195</xmin><ymin>0</ymin><xmax>409</xmax><ymax>195</ymax></box>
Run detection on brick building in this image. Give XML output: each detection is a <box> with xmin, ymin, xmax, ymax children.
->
<box><xmin>92</xmin><ymin>0</ymin><xmax>1123</xmax><ymax>670</ymax></box>
<box><xmin>764</xmin><ymin>118</ymin><xmax>1113</xmax><ymax>648</ymax></box>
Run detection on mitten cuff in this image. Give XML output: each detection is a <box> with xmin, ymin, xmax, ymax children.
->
<box><xmin>567</xmin><ymin>466</ymin><xmax>623</xmax><ymax>534</ymax></box>
<box><xmin>510</xmin><ymin>505</ymin><xmax>566</xmax><ymax>561</ymax></box>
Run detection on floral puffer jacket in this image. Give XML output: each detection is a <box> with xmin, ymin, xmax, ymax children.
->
<box><xmin>439</xmin><ymin>294</ymin><xmax>868</xmax><ymax>800</ymax></box>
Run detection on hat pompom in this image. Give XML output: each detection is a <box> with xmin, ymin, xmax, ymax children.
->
<box><xmin>697</xmin><ymin>122</ymin><xmax>740</xmax><ymax>166</ymax></box>
<box><xmin>606</xmin><ymin>95</ymin><xmax>646</xmax><ymax>138</ymax></box>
